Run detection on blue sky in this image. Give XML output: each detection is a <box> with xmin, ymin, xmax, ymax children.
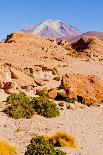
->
<box><xmin>0</xmin><ymin>0</ymin><xmax>103</xmax><ymax>39</ymax></box>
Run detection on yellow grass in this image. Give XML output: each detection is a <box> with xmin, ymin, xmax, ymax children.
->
<box><xmin>44</xmin><ymin>131</ymin><xmax>77</xmax><ymax>148</ymax></box>
<box><xmin>0</xmin><ymin>140</ymin><xmax>16</xmax><ymax>155</ymax></box>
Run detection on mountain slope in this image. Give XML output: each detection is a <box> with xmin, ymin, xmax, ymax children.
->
<box><xmin>70</xmin><ymin>31</ymin><xmax>103</xmax><ymax>43</ymax></box>
<box><xmin>21</xmin><ymin>19</ymin><xmax>82</xmax><ymax>41</ymax></box>
<box><xmin>72</xmin><ymin>36</ymin><xmax>103</xmax><ymax>60</ymax></box>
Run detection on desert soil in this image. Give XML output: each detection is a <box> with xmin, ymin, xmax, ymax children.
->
<box><xmin>0</xmin><ymin>104</ymin><xmax>103</xmax><ymax>155</ymax></box>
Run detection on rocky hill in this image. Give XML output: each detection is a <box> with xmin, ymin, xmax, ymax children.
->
<box><xmin>72</xmin><ymin>36</ymin><xmax>103</xmax><ymax>60</ymax></box>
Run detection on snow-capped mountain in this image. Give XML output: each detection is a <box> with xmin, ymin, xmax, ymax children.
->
<box><xmin>21</xmin><ymin>19</ymin><xmax>82</xmax><ymax>41</ymax></box>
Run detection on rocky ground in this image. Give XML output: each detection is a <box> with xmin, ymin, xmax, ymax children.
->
<box><xmin>0</xmin><ymin>103</ymin><xmax>103</xmax><ymax>155</ymax></box>
<box><xmin>0</xmin><ymin>32</ymin><xmax>103</xmax><ymax>155</ymax></box>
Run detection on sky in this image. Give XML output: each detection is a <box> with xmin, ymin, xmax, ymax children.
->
<box><xmin>0</xmin><ymin>0</ymin><xmax>103</xmax><ymax>39</ymax></box>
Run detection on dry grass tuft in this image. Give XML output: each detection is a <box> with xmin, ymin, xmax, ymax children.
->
<box><xmin>0</xmin><ymin>140</ymin><xmax>16</xmax><ymax>155</ymax></box>
<box><xmin>44</xmin><ymin>131</ymin><xmax>77</xmax><ymax>148</ymax></box>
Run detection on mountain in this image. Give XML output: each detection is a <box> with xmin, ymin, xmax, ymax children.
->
<box><xmin>21</xmin><ymin>19</ymin><xmax>82</xmax><ymax>41</ymax></box>
<box><xmin>70</xmin><ymin>31</ymin><xmax>103</xmax><ymax>43</ymax></box>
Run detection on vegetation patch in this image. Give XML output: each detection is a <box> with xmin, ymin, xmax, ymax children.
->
<box><xmin>36</xmin><ymin>88</ymin><xmax>48</xmax><ymax>97</ymax></box>
<box><xmin>4</xmin><ymin>92</ymin><xmax>34</xmax><ymax>119</ymax></box>
<box><xmin>25</xmin><ymin>135</ymin><xmax>66</xmax><ymax>155</ymax></box>
<box><xmin>53</xmin><ymin>76</ymin><xmax>60</xmax><ymax>81</ymax></box>
<box><xmin>65</xmin><ymin>97</ymin><xmax>78</xmax><ymax>103</ymax></box>
<box><xmin>0</xmin><ymin>140</ymin><xmax>16</xmax><ymax>155</ymax></box>
<box><xmin>56</xmin><ymin>92</ymin><xmax>67</xmax><ymax>100</ymax></box>
<box><xmin>31</xmin><ymin>96</ymin><xmax>60</xmax><ymax>118</ymax></box>
<box><xmin>44</xmin><ymin>131</ymin><xmax>77</xmax><ymax>148</ymax></box>
<box><xmin>58</xmin><ymin>102</ymin><xmax>64</xmax><ymax>107</ymax></box>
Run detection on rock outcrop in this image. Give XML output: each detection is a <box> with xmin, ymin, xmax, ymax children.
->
<box><xmin>72</xmin><ymin>36</ymin><xmax>103</xmax><ymax>60</ymax></box>
<box><xmin>62</xmin><ymin>74</ymin><xmax>103</xmax><ymax>105</ymax></box>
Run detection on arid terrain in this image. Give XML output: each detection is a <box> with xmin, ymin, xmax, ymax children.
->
<box><xmin>0</xmin><ymin>32</ymin><xmax>103</xmax><ymax>155</ymax></box>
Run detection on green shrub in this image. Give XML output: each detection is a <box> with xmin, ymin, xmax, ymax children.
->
<box><xmin>56</xmin><ymin>92</ymin><xmax>67</xmax><ymax>101</ymax></box>
<box><xmin>31</xmin><ymin>96</ymin><xmax>60</xmax><ymax>118</ymax></box>
<box><xmin>36</xmin><ymin>88</ymin><xmax>48</xmax><ymax>97</ymax></box>
<box><xmin>25</xmin><ymin>136</ymin><xmax>66</xmax><ymax>155</ymax></box>
<box><xmin>4</xmin><ymin>92</ymin><xmax>34</xmax><ymax>119</ymax></box>
<box><xmin>65</xmin><ymin>97</ymin><xmax>78</xmax><ymax>103</ymax></box>
<box><xmin>58</xmin><ymin>102</ymin><xmax>64</xmax><ymax>107</ymax></box>
<box><xmin>53</xmin><ymin>76</ymin><xmax>60</xmax><ymax>81</ymax></box>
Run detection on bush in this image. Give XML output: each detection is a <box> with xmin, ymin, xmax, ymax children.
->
<box><xmin>53</xmin><ymin>76</ymin><xmax>60</xmax><ymax>81</ymax></box>
<box><xmin>44</xmin><ymin>131</ymin><xmax>77</xmax><ymax>148</ymax></box>
<box><xmin>0</xmin><ymin>140</ymin><xmax>16</xmax><ymax>155</ymax></box>
<box><xmin>56</xmin><ymin>92</ymin><xmax>67</xmax><ymax>101</ymax></box>
<box><xmin>65</xmin><ymin>98</ymin><xmax>78</xmax><ymax>103</ymax></box>
<box><xmin>4</xmin><ymin>92</ymin><xmax>34</xmax><ymax>119</ymax></box>
<box><xmin>31</xmin><ymin>96</ymin><xmax>60</xmax><ymax>118</ymax></box>
<box><xmin>36</xmin><ymin>88</ymin><xmax>48</xmax><ymax>97</ymax></box>
<box><xmin>25</xmin><ymin>136</ymin><xmax>66</xmax><ymax>155</ymax></box>
<box><xmin>58</xmin><ymin>102</ymin><xmax>64</xmax><ymax>107</ymax></box>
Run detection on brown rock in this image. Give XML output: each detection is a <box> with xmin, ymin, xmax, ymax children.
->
<box><xmin>66</xmin><ymin>103</ymin><xmax>76</xmax><ymax>110</ymax></box>
<box><xmin>3</xmin><ymin>81</ymin><xmax>19</xmax><ymax>94</ymax></box>
<box><xmin>9</xmin><ymin>67</ymin><xmax>37</xmax><ymax>87</ymax></box>
<box><xmin>62</xmin><ymin>74</ymin><xmax>103</xmax><ymax>105</ymax></box>
<box><xmin>48</xmin><ymin>88</ymin><xmax>57</xmax><ymax>99</ymax></box>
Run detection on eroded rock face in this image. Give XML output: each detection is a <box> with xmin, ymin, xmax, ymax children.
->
<box><xmin>62</xmin><ymin>74</ymin><xmax>103</xmax><ymax>105</ymax></box>
<box><xmin>9</xmin><ymin>67</ymin><xmax>37</xmax><ymax>87</ymax></box>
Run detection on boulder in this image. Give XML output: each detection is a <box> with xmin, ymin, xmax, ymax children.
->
<box><xmin>4</xmin><ymin>81</ymin><xmax>19</xmax><ymax>94</ymax></box>
<box><xmin>62</xmin><ymin>74</ymin><xmax>103</xmax><ymax>105</ymax></box>
<box><xmin>9</xmin><ymin>67</ymin><xmax>37</xmax><ymax>87</ymax></box>
<box><xmin>0</xmin><ymin>89</ymin><xmax>8</xmax><ymax>102</ymax></box>
<box><xmin>48</xmin><ymin>88</ymin><xmax>57</xmax><ymax>99</ymax></box>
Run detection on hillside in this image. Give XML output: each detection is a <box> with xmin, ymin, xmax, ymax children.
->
<box><xmin>72</xmin><ymin>36</ymin><xmax>103</xmax><ymax>61</ymax></box>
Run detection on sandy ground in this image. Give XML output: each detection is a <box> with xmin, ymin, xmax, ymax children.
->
<box><xmin>0</xmin><ymin>103</ymin><xmax>103</xmax><ymax>155</ymax></box>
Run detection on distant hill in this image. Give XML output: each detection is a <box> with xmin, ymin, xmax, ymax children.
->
<box><xmin>70</xmin><ymin>31</ymin><xmax>103</xmax><ymax>43</ymax></box>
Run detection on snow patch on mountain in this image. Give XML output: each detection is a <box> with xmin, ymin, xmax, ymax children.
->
<box><xmin>21</xmin><ymin>19</ymin><xmax>82</xmax><ymax>41</ymax></box>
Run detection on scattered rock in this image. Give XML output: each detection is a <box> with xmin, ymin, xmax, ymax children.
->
<box><xmin>4</xmin><ymin>81</ymin><xmax>19</xmax><ymax>94</ymax></box>
<box><xmin>0</xmin><ymin>89</ymin><xmax>8</xmax><ymax>102</ymax></box>
<box><xmin>48</xmin><ymin>88</ymin><xmax>57</xmax><ymax>99</ymax></box>
<box><xmin>66</xmin><ymin>103</ymin><xmax>76</xmax><ymax>110</ymax></box>
<box><xmin>9</xmin><ymin>67</ymin><xmax>37</xmax><ymax>87</ymax></box>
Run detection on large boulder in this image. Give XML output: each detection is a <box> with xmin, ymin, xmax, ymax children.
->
<box><xmin>62</xmin><ymin>74</ymin><xmax>103</xmax><ymax>105</ymax></box>
<box><xmin>9</xmin><ymin>67</ymin><xmax>37</xmax><ymax>87</ymax></box>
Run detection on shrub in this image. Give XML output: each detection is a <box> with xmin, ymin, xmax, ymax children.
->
<box><xmin>31</xmin><ymin>96</ymin><xmax>60</xmax><ymax>118</ymax></box>
<box><xmin>44</xmin><ymin>131</ymin><xmax>77</xmax><ymax>148</ymax></box>
<box><xmin>25</xmin><ymin>136</ymin><xmax>66</xmax><ymax>155</ymax></box>
<box><xmin>4</xmin><ymin>92</ymin><xmax>34</xmax><ymax>119</ymax></box>
<box><xmin>53</xmin><ymin>76</ymin><xmax>60</xmax><ymax>81</ymax></box>
<box><xmin>58</xmin><ymin>102</ymin><xmax>64</xmax><ymax>107</ymax></box>
<box><xmin>0</xmin><ymin>140</ymin><xmax>16</xmax><ymax>155</ymax></box>
<box><xmin>52</xmin><ymin>67</ymin><xmax>59</xmax><ymax>75</ymax></box>
<box><xmin>56</xmin><ymin>92</ymin><xmax>67</xmax><ymax>101</ymax></box>
<box><xmin>36</xmin><ymin>88</ymin><xmax>48</xmax><ymax>97</ymax></box>
<box><xmin>65</xmin><ymin>98</ymin><xmax>78</xmax><ymax>103</ymax></box>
